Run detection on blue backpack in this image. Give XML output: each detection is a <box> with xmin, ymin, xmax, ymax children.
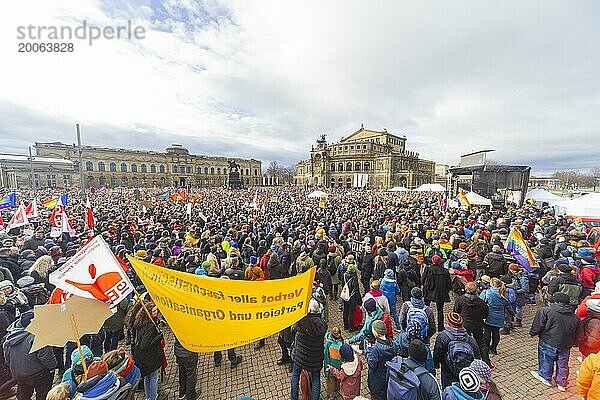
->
<box><xmin>386</xmin><ymin>356</ymin><xmax>429</xmax><ymax>400</ymax></box>
<box><xmin>445</xmin><ymin>331</ymin><xmax>475</xmax><ymax>376</ymax></box>
<box><xmin>406</xmin><ymin>303</ymin><xmax>428</xmax><ymax>340</ymax></box>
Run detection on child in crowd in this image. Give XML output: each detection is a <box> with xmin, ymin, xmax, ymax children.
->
<box><xmin>323</xmin><ymin>327</ymin><xmax>343</xmax><ymax>400</ymax></box>
<box><xmin>327</xmin><ymin>344</ymin><xmax>362</xmax><ymax>400</ymax></box>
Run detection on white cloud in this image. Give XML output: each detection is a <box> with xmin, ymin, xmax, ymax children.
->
<box><xmin>0</xmin><ymin>0</ymin><xmax>598</xmax><ymax>174</ymax></box>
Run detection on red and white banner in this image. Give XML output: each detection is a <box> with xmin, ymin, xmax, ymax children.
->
<box><xmin>7</xmin><ymin>204</ymin><xmax>29</xmax><ymax>230</ymax></box>
<box><xmin>25</xmin><ymin>200</ymin><xmax>39</xmax><ymax>219</ymax></box>
<box><xmin>85</xmin><ymin>199</ymin><xmax>95</xmax><ymax>237</ymax></box>
<box><xmin>48</xmin><ymin>236</ymin><xmax>134</xmax><ymax>312</ymax></box>
<box><xmin>49</xmin><ymin>198</ymin><xmax>76</xmax><ymax>238</ymax></box>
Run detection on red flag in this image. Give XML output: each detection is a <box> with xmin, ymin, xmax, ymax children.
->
<box><xmin>25</xmin><ymin>200</ymin><xmax>39</xmax><ymax>219</ymax></box>
<box><xmin>7</xmin><ymin>204</ymin><xmax>29</xmax><ymax>230</ymax></box>
<box><xmin>49</xmin><ymin>197</ymin><xmax>76</xmax><ymax>238</ymax></box>
<box><xmin>170</xmin><ymin>190</ymin><xmax>186</xmax><ymax>202</ymax></box>
<box><xmin>0</xmin><ymin>215</ymin><xmax>4</xmax><ymax>227</ymax></box>
<box><xmin>85</xmin><ymin>199</ymin><xmax>95</xmax><ymax>237</ymax></box>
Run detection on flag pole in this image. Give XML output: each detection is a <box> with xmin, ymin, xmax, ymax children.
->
<box><xmin>76</xmin><ymin>124</ymin><xmax>86</xmax><ymax>202</ymax></box>
<box><xmin>69</xmin><ymin>313</ymin><xmax>88</xmax><ymax>377</ymax></box>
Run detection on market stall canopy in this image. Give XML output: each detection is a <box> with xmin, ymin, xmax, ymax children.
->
<box><xmin>465</xmin><ymin>191</ymin><xmax>492</xmax><ymax>206</ymax></box>
<box><xmin>387</xmin><ymin>187</ymin><xmax>410</xmax><ymax>192</ymax></box>
<box><xmin>554</xmin><ymin>193</ymin><xmax>600</xmax><ymax>219</ymax></box>
<box><xmin>525</xmin><ymin>188</ymin><xmax>564</xmax><ymax>206</ymax></box>
<box><xmin>413</xmin><ymin>183</ymin><xmax>446</xmax><ymax>192</ymax></box>
<box><xmin>307</xmin><ymin>190</ymin><xmax>329</xmax><ymax>198</ymax></box>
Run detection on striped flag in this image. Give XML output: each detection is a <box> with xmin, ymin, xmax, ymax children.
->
<box><xmin>0</xmin><ymin>193</ymin><xmax>16</xmax><ymax>210</ymax></box>
<box><xmin>455</xmin><ymin>191</ymin><xmax>471</xmax><ymax>207</ymax></box>
<box><xmin>506</xmin><ymin>228</ymin><xmax>538</xmax><ymax>272</ymax></box>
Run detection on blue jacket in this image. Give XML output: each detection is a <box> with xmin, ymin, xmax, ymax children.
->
<box><xmin>380</xmin><ymin>277</ymin><xmax>400</xmax><ymax>307</ymax></box>
<box><xmin>442</xmin><ymin>383</ymin><xmax>484</xmax><ymax>400</ymax></box>
<box><xmin>366</xmin><ymin>337</ymin><xmax>396</xmax><ymax>399</ymax></box>
<box><xmin>480</xmin><ymin>287</ymin><xmax>507</xmax><ymax>328</ymax></box>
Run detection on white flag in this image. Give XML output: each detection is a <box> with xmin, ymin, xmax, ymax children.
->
<box><xmin>7</xmin><ymin>204</ymin><xmax>29</xmax><ymax>230</ymax></box>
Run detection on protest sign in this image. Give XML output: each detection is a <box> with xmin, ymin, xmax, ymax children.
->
<box><xmin>129</xmin><ymin>256</ymin><xmax>315</xmax><ymax>352</ymax></box>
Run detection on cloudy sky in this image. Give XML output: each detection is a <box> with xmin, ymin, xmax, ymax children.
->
<box><xmin>1</xmin><ymin>0</ymin><xmax>598</xmax><ymax>175</ymax></box>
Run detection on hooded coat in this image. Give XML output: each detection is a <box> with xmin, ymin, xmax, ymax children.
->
<box><xmin>366</xmin><ymin>337</ymin><xmax>396</xmax><ymax>399</ymax></box>
<box><xmin>530</xmin><ymin>302</ymin><xmax>581</xmax><ymax>351</ymax></box>
<box><xmin>291</xmin><ymin>313</ymin><xmax>327</xmax><ymax>372</ymax></box>
<box><xmin>576</xmin><ymin>301</ymin><xmax>600</xmax><ymax>356</ymax></box>
<box><xmin>424</xmin><ymin>264</ymin><xmax>452</xmax><ymax>303</ymax></box>
<box><xmin>3</xmin><ymin>328</ymin><xmax>57</xmax><ymax>380</ymax></box>
<box><xmin>132</xmin><ymin>321</ymin><xmax>164</xmax><ymax>376</ymax></box>
<box><xmin>453</xmin><ymin>293</ymin><xmax>489</xmax><ymax>333</ymax></box>
<box><xmin>483</xmin><ymin>252</ymin><xmax>507</xmax><ymax>278</ymax></box>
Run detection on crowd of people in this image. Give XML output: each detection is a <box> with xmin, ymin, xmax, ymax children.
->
<box><xmin>0</xmin><ymin>185</ymin><xmax>598</xmax><ymax>400</ymax></box>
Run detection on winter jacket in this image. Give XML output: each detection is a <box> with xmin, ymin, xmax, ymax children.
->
<box><xmin>483</xmin><ymin>252</ymin><xmax>507</xmax><ymax>278</ymax></box>
<box><xmin>329</xmin><ymin>356</ymin><xmax>362</xmax><ymax>400</ymax></box>
<box><xmin>580</xmin><ymin>264</ymin><xmax>600</xmax><ymax>290</ymax></box>
<box><xmin>291</xmin><ymin>313</ymin><xmax>327</xmax><ymax>373</ymax></box>
<box><xmin>530</xmin><ymin>302</ymin><xmax>580</xmax><ymax>351</ymax></box>
<box><xmin>323</xmin><ymin>332</ymin><xmax>343</xmax><ymax>378</ymax></box>
<box><xmin>348</xmin><ymin>308</ymin><xmax>383</xmax><ymax>345</ymax></box>
<box><xmin>403</xmin><ymin>357</ymin><xmax>441</xmax><ymax>400</ymax></box>
<box><xmin>480</xmin><ymin>287</ymin><xmax>507</xmax><ymax>328</ymax></box>
<box><xmin>342</xmin><ymin>270</ymin><xmax>361</xmax><ymax>307</ymax></box>
<box><xmin>380</xmin><ymin>277</ymin><xmax>400</xmax><ymax>307</ymax></box>
<box><xmin>577</xmin><ymin>351</ymin><xmax>600</xmax><ymax>400</ymax></box>
<box><xmin>395</xmin><ymin>247</ymin><xmax>409</xmax><ymax>269</ymax></box>
<box><xmin>295</xmin><ymin>253</ymin><xmax>314</xmax><ymax>275</ymax></box>
<box><xmin>103</xmin><ymin>299</ymin><xmax>130</xmax><ymax>333</ymax></box>
<box><xmin>442</xmin><ymin>384</ymin><xmax>484</xmax><ymax>400</ymax></box>
<box><xmin>576</xmin><ymin>293</ymin><xmax>600</xmax><ymax>319</ymax></box>
<box><xmin>3</xmin><ymin>328</ymin><xmax>57</xmax><ymax>380</ymax></box>
<box><xmin>363</xmin><ymin>289</ymin><xmax>390</xmax><ymax>315</ymax></box>
<box><xmin>366</xmin><ymin>337</ymin><xmax>396</xmax><ymax>399</ymax></box>
<box><xmin>547</xmin><ymin>273</ymin><xmax>584</xmax><ymax>306</ymax></box>
<box><xmin>576</xmin><ymin>306</ymin><xmax>600</xmax><ymax>356</ymax></box>
<box><xmin>424</xmin><ymin>264</ymin><xmax>452</xmax><ymax>303</ymax></box>
<box><xmin>132</xmin><ymin>322</ymin><xmax>164</xmax><ymax>376</ymax></box>
<box><xmin>454</xmin><ymin>293</ymin><xmax>489</xmax><ymax>334</ymax></box>
<box><xmin>433</xmin><ymin>327</ymin><xmax>480</xmax><ymax>379</ymax></box>
<box><xmin>399</xmin><ymin>298</ymin><xmax>436</xmax><ymax>342</ymax></box>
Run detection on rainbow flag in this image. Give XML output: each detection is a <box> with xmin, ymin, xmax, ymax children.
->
<box><xmin>0</xmin><ymin>193</ymin><xmax>16</xmax><ymax>210</ymax></box>
<box><xmin>41</xmin><ymin>194</ymin><xmax>68</xmax><ymax>209</ymax></box>
<box><xmin>455</xmin><ymin>191</ymin><xmax>471</xmax><ymax>207</ymax></box>
<box><xmin>506</xmin><ymin>228</ymin><xmax>538</xmax><ymax>272</ymax></box>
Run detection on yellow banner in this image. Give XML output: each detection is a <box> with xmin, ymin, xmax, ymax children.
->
<box><xmin>128</xmin><ymin>256</ymin><xmax>315</xmax><ymax>352</ymax></box>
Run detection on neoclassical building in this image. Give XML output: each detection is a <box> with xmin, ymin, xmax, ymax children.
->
<box><xmin>34</xmin><ymin>142</ymin><xmax>262</xmax><ymax>188</ymax></box>
<box><xmin>294</xmin><ymin>126</ymin><xmax>435</xmax><ymax>189</ymax></box>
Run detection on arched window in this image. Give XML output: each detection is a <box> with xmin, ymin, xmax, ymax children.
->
<box><xmin>160</xmin><ymin>177</ymin><xmax>166</xmax><ymax>185</ymax></box>
<box><xmin>179</xmin><ymin>165</ymin><xmax>185</xmax><ymax>173</ymax></box>
<box><xmin>211</xmin><ymin>167</ymin><xmax>215</xmax><ymax>174</ymax></box>
<box><xmin>109</xmin><ymin>162</ymin><xmax>116</xmax><ymax>172</ymax></box>
<box><xmin>120</xmin><ymin>163</ymin><xmax>127</xmax><ymax>172</ymax></box>
<box><xmin>110</xmin><ymin>176</ymin><xmax>117</xmax><ymax>186</ymax></box>
<box><xmin>240</xmin><ymin>169</ymin><xmax>243</xmax><ymax>175</ymax></box>
<box><xmin>141</xmin><ymin>164</ymin><xmax>147</xmax><ymax>173</ymax></box>
<box><xmin>153</xmin><ymin>177</ymin><xmax>157</xmax><ymax>186</ymax></box>
<box><xmin>150</xmin><ymin>164</ymin><xmax>156</xmax><ymax>173</ymax></box>
<box><xmin>331</xmin><ymin>177</ymin><xmax>335</xmax><ymax>187</ymax></box>
<box><xmin>204</xmin><ymin>167</ymin><xmax>208</xmax><ymax>174</ymax></box>
<box><xmin>330</xmin><ymin>163</ymin><xmax>335</xmax><ymax>171</ymax></box>
<box><xmin>85</xmin><ymin>161</ymin><xmax>93</xmax><ymax>171</ymax></box>
<box><xmin>172</xmin><ymin>165</ymin><xmax>177</xmax><ymax>173</ymax></box>
<box><xmin>196</xmin><ymin>166</ymin><xmax>201</xmax><ymax>174</ymax></box>
<box><xmin>217</xmin><ymin>168</ymin><xmax>221</xmax><ymax>175</ymax></box>
<box><xmin>121</xmin><ymin>177</ymin><xmax>128</xmax><ymax>186</ymax></box>
<box><xmin>186</xmin><ymin>166</ymin><xmax>191</xmax><ymax>174</ymax></box>
<box><xmin>338</xmin><ymin>163</ymin><xmax>343</xmax><ymax>171</ymax></box>
<box><xmin>346</xmin><ymin>162</ymin><xmax>352</xmax><ymax>172</ymax></box>
<box><xmin>131</xmin><ymin>163</ymin><xmax>137</xmax><ymax>172</ymax></box>
<box><xmin>338</xmin><ymin>177</ymin><xmax>343</xmax><ymax>188</ymax></box>
<box><xmin>246</xmin><ymin>169</ymin><xmax>249</xmax><ymax>176</ymax></box>
<box><xmin>355</xmin><ymin>162</ymin><xmax>361</xmax><ymax>171</ymax></box>
<box><xmin>142</xmin><ymin>177</ymin><xmax>147</xmax><ymax>185</ymax></box>
<box><xmin>159</xmin><ymin>165</ymin><xmax>165</xmax><ymax>173</ymax></box>
<box><xmin>132</xmin><ymin>177</ymin><xmax>138</xmax><ymax>186</ymax></box>
<box><xmin>74</xmin><ymin>161</ymin><xmax>80</xmax><ymax>171</ymax></box>
<box><xmin>99</xmin><ymin>176</ymin><xmax>106</xmax><ymax>185</ymax></box>
<box><xmin>364</xmin><ymin>162</ymin><xmax>370</xmax><ymax>172</ymax></box>
<box><xmin>254</xmin><ymin>169</ymin><xmax>258</xmax><ymax>176</ymax></box>
<box><xmin>98</xmin><ymin>162</ymin><xmax>105</xmax><ymax>172</ymax></box>
<box><xmin>87</xmin><ymin>176</ymin><xmax>94</xmax><ymax>185</ymax></box>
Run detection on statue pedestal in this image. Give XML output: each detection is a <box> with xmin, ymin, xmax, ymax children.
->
<box><xmin>227</xmin><ymin>171</ymin><xmax>243</xmax><ymax>188</ymax></box>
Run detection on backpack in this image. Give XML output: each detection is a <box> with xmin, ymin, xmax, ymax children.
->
<box><xmin>445</xmin><ymin>331</ymin><xmax>475</xmax><ymax>376</ymax></box>
<box><xmin>327</xmin><ymin>256</ymin><xmax>338</xmax><ymax>276</ymax></box>
<box><xmin>380</xmin><ymin>313</ymin><xmax>394</xmax><ymax>339</ymax></box>
<box><xmin>386</xmin><ymin>356</ymin><xmax>429</xmax><ymax>400</ymax></box>
<box><xmin>406</xmin><ymin>303</ymin><xmax>428</xmax><ymax>340</ymax></box>
<box><xmin>405</xmin><ymin>269</ymin><xmax>418</xmax><ymax>289</ymax></box>
<box><xmin>340</xmin><ymin>281</ymin><xmax>351</xmax><ymax>301</ymax></box>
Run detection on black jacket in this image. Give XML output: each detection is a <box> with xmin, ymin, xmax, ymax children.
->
<box><xmin>483</xmin><ymin>252</ymin><xmax>507</xmax><ymax>278</ymax></box>
<box><xmin>132</xmin><ymin>322</ymin><xmax>164</xmax><ymax>376</ymax></box>
<box><xmin>453</xmin><ymin>294</ymin><xmax>489</xmax><ymax>333</ymax></box>
<box><xmin>433</xmin><ymin>327</ymin><xmax>480</xmax><ymax>373</ymax></box>
<box><xmin>360</xmin><ymin>253</ymin><xmax>374</xmax><ymax>283</ymax></box>
<box><xmin>3</xmin><ymin>329</ymin><xmax>57</xmax><ymax>380</ymax></box>
<box><xmin>424</xmin><ymin>264</ymin><xmax>452</xmax><ymax>303</ymax></box>
<box><xmin>547</xmin><ymin>273</ymin><xmax>584</xmax><ymax>306</ymax></box>
<box><xmin>291</xmin><ymin>313</ymin><xmax>327</xmax><ymax>372</ymax></box>
<box><xmin>343</xmin><ymin>271</ymin><xmax>361</xmax><ymax>306</ymax></box>
<box><xmin>529</xmin><ymin>303</ymin><xmax>580</xmax><ymax>351</ymax></box>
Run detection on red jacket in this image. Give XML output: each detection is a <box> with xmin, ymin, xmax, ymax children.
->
<box><xmin>576</xmin><ymin>293</ymin><xmax>600</xmax><ymax>319</ymax></box>
<box><xmin>259</xmin><ymin>252</ymin><xmax>271</xmax><ymax>280</ymax></box>
<box><xmin>580</xmin><ymin>265</ymin><xmax>600</xmax><ymax>289</ymax></box>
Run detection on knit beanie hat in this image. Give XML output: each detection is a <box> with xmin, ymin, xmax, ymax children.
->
<box><xmin>249</xmin><ymin>256</ymin><xmax>257</xmax><ymax>265</ymax></box>
<box><xmin>201</xmin><ymin>261</ymin><xmax>211</xmax><ymax>270</ymax></box>
<box><xmin>481</xmin><ymin>275</ymin><xmax>491</xmax><ymax>283</ymax></box>
<box><xmin>348</xmin><ymin>264</ymin><xmax>357</xmax><ymax>273</ymax></box>
<box><xmin>406</xmin><ymin>320</ymin><xmax>423</xmax><ymax>341</ymax></box>
<box><xmin>459</xmin><ymin>367</ymin><xmax>481</xmax><ymax>393</ymax></box>
<box><xmin>384</xmin><ymin>269</ymin><xmax>394</xmax><ymax>278</ymax></box>
<box><xmin>372</xmin><ymin>320</ymin><xmax>387</xmax><ymax>336</ymax></box>
<box><xmin>553</xmin><ymin>292</ymin><xmax>571</xmax><ymax>305</ymax></box>
<box><xmin>339</xmin><ymin>344</ymin><xmax>354</xmax><ymax>362</ymax></box>
<box><xmin>470</xmin><ymin>359</ymin><xmax>492</xmax><ymax>383</ymax></box>
<box><xmin>557</xmin><ymin>263</ymin><xmax>572</xmax><ymax>274</ymax></box>
<box><xmin>586</xmin><ymin>299</ymin><xmax>600</xmax><ymax>313</ymax></box>
<box><xmin>447</xmin><ymin>312</ymin><xmax>463</xmax><ymax>328</ymax></box>
<box><xmin>363</xmin><ymin>298</ymin><xmax>376</xmax><ymax>312</ymax></box>
<box><xmin>408</xmin><ymin>339</ymin><xmax>427</xmax><ymax>363</ymax></box>
<box><xmin>431</xmin><ymin>255</ymin><xmax>442</xmax><ymax>265</ymax></box>
<box><xmin>411</xmin><ymin>287</ymin><xmax>423</xmax><ymax>299</ymax></box>
<box><xmin>508</xmin><ymin>263</ymin><xmax>520</xmax><ymax>272</ymax></box>
<box><xmin>86</xmin><ymin>360</ymin><xmax>109</xmax><ymax>379</ymax></box>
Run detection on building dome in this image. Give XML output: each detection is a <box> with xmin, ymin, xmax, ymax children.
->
<box><xmin>165</xmin><ymin>144</ymin><xmax>189</xmax><ymax>155</ymax></box>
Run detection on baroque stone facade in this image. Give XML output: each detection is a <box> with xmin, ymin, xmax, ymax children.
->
<box><xmin>294</xmin><ymin>127</ymin><xmax>435</xmax><ymax>189</ymax></box>
<box><xmin>34</xmin><ymin>142</ymin><xmax>262</xmax><ymax>188</ymax></box>
<box><xmin>0</xmin><ymin>153</ymin><xmax>75</xmax><ymax>189</ymax></box>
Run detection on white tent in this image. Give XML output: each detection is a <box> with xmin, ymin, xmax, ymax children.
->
<box><xmin>554</xmin><ymin>193</ymin><xmax>600</xmax><ymax>218</ymax></box>
<box><xmin>525</xmin><ymin>188</ymin><xmax>564</xmax><ymax>206</ymax></box>
<box><xmin>413</xmin><ymin>183</ymin><xmax>446</xmax><ymax>192</ymax></box>
<box><xmin>307</xmin><ymin>190</ymin><xmax>329</xmax><ymax>198</ymax></box>
<box><xmin>465</xmin><ymin>191</ymin><xmax>492</xmax><ymax>207</ymax></box>
<box><xmin>387</xmin><ymin>187</ymin><xmax>410</xmax><ymax>192</ymax></box>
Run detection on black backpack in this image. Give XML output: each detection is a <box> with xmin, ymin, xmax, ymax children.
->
<box><xmin>327</xmin><ymin>257</ymin><xmax>338</xmax><ymax>276</ymax></box>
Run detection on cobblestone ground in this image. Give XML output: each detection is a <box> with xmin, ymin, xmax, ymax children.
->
<box><xmin>126</xmin><ymin>296</ymin><xmax>583</xmax><ymax>400</ymax></box>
